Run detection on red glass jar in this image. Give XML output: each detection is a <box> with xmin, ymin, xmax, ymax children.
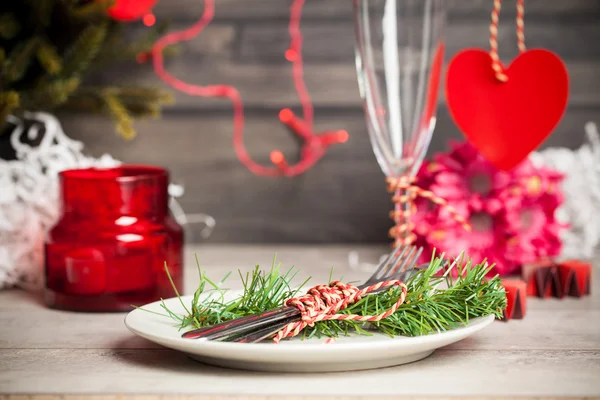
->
<box><xmin>44</xmin><ymin>165</ymin><xmax>184</xmax><ymax>312</ymax></box>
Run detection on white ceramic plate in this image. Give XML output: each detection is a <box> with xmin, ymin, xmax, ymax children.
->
<box><xmin>125</xmin><ymin>292</ymin><xmax>495</xmax><ymax>373</ymax></box>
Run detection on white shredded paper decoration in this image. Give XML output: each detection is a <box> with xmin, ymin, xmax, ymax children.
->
<box><xmin>530</xmin><ymin>121</ymin><xmax>600</xmax><ymax>261</ymax></box>
<box><xmin>0</xmin><ymin>112</ymin><xmax>120</xmax><ymax>290</ymax></box>
<box><xmin>0</xmin><ymin>112</ymin><xmax>214</xmax><ymax>290</ymax></box>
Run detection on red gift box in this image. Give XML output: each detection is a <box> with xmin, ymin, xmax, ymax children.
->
<box><xmin>557</xmin><ymin>260</ymin><xmax>592</xmax><ymax>297</ymax></box>
<box><xmin>521</xmin><ymin>259</ymin><xmax>592</xmax><ymax>298</ymax></box>
<box><xmin>521</xmin><ymin>261</ymin><xmax>562</xmax><ymax>298</ymax></box>
<box><xmin>499</xmin><ymin>279</ymin><xmax>527</xmax><ymax>321</ymax></box>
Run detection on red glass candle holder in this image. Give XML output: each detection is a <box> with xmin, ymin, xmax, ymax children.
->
<box><xmin>44</xmin><ymin>165</ymin><xmax>184</xmax><ymax>312</ymax></box>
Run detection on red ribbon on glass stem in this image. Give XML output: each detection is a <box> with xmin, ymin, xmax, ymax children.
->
<box><xmin>149</xmin><ymin>0</ymin><xmax>348</xmax><ymax>177</ymax></box>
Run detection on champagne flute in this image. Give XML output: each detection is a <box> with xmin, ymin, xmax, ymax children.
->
<box><xmin>350</xmin><ymin>0</ymin><xmax>446</xmax><ymax>271</ymax></box>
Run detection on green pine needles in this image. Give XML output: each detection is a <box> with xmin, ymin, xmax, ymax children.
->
<box><xmin>142</xmin><ymin>253</ymin><xmax>508</xmax><ymax>342</ymax></box>
<box><xmin>0</xmin><ymin>0</ymin><xmax>176</xmax><ymax>139</ymax></box>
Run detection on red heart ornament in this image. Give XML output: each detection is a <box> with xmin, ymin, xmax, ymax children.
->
<box><xmin>445</xmin><ymin>49</ymin><xmax>569</xmax><ymax>171</ymax></box>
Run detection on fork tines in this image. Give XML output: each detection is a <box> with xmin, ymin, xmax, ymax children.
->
<box><xmin>374</xmin><ymin>243</ymin><xmax>423</xmax><ymax>282</ymax></box>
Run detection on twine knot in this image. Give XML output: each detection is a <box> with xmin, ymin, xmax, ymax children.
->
<box><xmin>273</xmin><ymin>279</ymin><xmax>407</xmax><ymax>344</ymax></box>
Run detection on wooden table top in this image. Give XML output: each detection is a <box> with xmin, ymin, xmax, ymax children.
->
<box><xmin>1</xmin><ymin>244</ymin><xmax>599</xmax><ymax>399</ymax></box>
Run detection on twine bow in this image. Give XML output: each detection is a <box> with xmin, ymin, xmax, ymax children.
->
<box><xmin>273</xmin><ymin>279</ymin><xmax>407</xmax><ymax>343</ymax></box>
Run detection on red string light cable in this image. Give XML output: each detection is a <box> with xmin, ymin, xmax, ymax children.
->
<box><xmin>149</xmin><ymin>0</ymin><xmax>348</xmax><ymax>177</ymax></box>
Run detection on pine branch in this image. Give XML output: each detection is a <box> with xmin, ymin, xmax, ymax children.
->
<box><xmin>3</xmin><ymin>37</ymin><xmax>40</xmax><ymax>84</ymax></box>
<box><xmin>61</xmin><ymin>85</ymin><xmax>173</xmax><ymax>116</ymax></box>
<box><xmin>69</xmin><ymin>0</ymin><xmax>116</xmax><ymax>18</ymax></box>
<box><xmin>0</xmin><ymin>13</ymin><xmax>21</xmax><ymax>40</ymax></box>
<box><xmin>93</xmin><ymin>21</ymin><xmax>180</xmax><ymax>67</ymax></box>
<box><xmin>60</xmin><ymin>22</ymin><xmax>108</xmax><ymax>78</ymax></box>
<box><xmin>103</xmin><ymin>90</ymin><xmax>135</xmax><ymax>140</ymax></box>
<box><xmin>0</xmin><ymin>91</ymin><xmax>20</xmax><ymax>125</ymax></box>
<box><xmin>36</xmin><ymin>38</ymin><xmax>63</xmax><ymax>76</ymax></box>
<box><xmin>58</xmin><ymin>0</ymin><xmax>82</xmax><ymax>6</ymax></box>
<box><xmin>24</xmin><ymin>0</ymin><xmax>54</xmax><ymax>27</ymax></box>
<box><xmin>64</xmin><ymin>96</ymin><xmax>161</xmax><ymax>119</ymax></box>
<box><xmin>145</xmin><ymin>254</ymin><xmax>507</xmax><ymax>340</ymax></box>
<box><xmin>19</xmin><ymin>78</ymin><xmax>80</xmax><ymax>110</ymax></box>
<box><xmin>112</xmin><ymin>86</ymin><xmax>175</xmax><ymax>106</ymax></box>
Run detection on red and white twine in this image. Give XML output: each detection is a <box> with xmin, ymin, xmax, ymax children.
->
<box><xmin>489</xmin><ymin>0</ymin><xmax>527</xmax><ymax>82</ymax></box>
<box><xmin>273</xmin><ymin>279</ymin><xmax>407</xmax><ymax>343</ymax></box>
<box><xmin>386</xmin><ymin>176</ymin><xmax>471</xmax><ymax>247</ymax></box>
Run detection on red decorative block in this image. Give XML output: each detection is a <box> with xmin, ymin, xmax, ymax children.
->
<box><xmin>499</xmin><ymin>279</ymin><xmax>527</xmax><ymax>321</ymax></box>
<box><xmin>521</xmin><ymin>259</ymin><xmax>592</xmax><ymax>299</ymax></box>
<box><xmin>558</xmin><ymin>260</ymin><xmax>592</xmax><ymax>297</ymax></box>
<box><xmin>521</xmin><ymin>261</ymin><xmax>562</xmax><ymax>298</ymax></box>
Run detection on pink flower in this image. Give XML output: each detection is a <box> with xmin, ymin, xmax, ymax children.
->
<box><xmin>412</xmin><ymin>140</ymin><xmax>566</xmax><ymax>276</ymax></box>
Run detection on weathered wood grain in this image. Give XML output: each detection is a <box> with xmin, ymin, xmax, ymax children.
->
<box><xmin>2</xmin><ymin>397</ymin><xmax>586</xmax><ymax>400</ymax></box>
<box><xmin>239</xmin><ymin>20</ymin><xmax>600</xmax><ymax>63</ymax></box>
<box><xmin>2</xmin><ymin>397</ymin><xmax>589</xmax><ymax>400</ymax></box>
<box><xmin>89</xmin><ymin>59</ymin><xmax>600</xmax><ymax>110</ymax></box>
<box><xmin>0</xmin><ymin>397</ymin><xmax>596</xmax><ymax>400</ymax></box>
<box><xmin>1</xmin><ymin>348</ymin><xmax>599</xmax><ymax>395</ymax></box>
<box><xmin>121</xmin><ymin>23</ymin><xmax>236</xmax><ymax>58</ymax></box>
<box><xmin>57</xmin><ymin>106</ymin><xmax>599</xmax><ymax>243</ymax></box>
<box><xmin>0</xmin><ymin>245</ymin><xmax>598</xmax><ymax>397</ymax></box>
<box><xmin>1</xmin><ymin>302</ymin><xmax>598</xmax><ymax>350</ymax></box>
<box><xmin>1</xmin><ymin>244</ymin><xmax>598</xmax><ymax>351</ymax></box>
<box><xmin>152</xmin><ymin>0</ymin><xmax>600</xmax><ymax>20</ymax></box>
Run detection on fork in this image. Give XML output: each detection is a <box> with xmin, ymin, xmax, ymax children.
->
<box><xmin>223</xmin><ymin>245</ymin><xmax>423</xmax><ymax>343</ymax></box>
<box><xmin>181</xmin><ymin>243</ymin><xmax>423</xmax><ymax>341</ymax></box>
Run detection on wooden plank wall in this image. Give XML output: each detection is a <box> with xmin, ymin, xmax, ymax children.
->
<box><xmin>57</xmin><ymin>0</ymin><xmax>600</xmax><ymax>244</ymax></box>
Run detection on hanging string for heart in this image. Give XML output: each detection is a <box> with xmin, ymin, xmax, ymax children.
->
<box><xmin>273</xmin><ymin>279</ymin><xmax>407</xmax><ymax>344</ymax></box>
<box><xmin>489</xmin><ymin>0</ymin><xmax>526</xmax><ymax>82</ymax></box>
<box><xmin>386</xmin><ymin>176</ymin><xmax>471</xmax><ymax>247</ymax></box>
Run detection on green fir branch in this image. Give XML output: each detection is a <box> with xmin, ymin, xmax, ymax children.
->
<box><xmin>103</xmin><ymin>90</ymin><xmax>135</xmax><ymax>139</ymax></box>
<box><xmin>0</xmin><ymin>91</ymin><xmax>20</xmax><ymax>125</ymax></box>
<box><xmin>139</xmin><ymin>254</ymin><xmax>507</xmax><ymax>341</ymax></box>
<box><xmin>24</xmin><ymin>0</ymin><xmax>54</xmax><ymax>27</ymax></box>
<box><xmin>93</xmin><ymin>21</ymin><xmax>180</xmax><ymax>67</ymax></box>
<box><xmin>68</xmin><ymin>0</ymin><xmax>117</xmax><ymax>18</ymax></box>
<box><xmin>36</xmin><ymin>38</ymin><xmax>63</xmax><ymax>76</ymax></box>
<box><xmin>0</xmin><ymin>13</ymin><xmax>21</xmax><ymax>40</ymax></box>
<box><xmin>19</xmin><ymin>78</ymin><xmax>80</xmax><ymax>110</ymax></box>
<box><xmin>129</xmin><ymin>20</ymin><xmax>171</xmax><ymax>55</ymax></box>
<box><xmin>112</xmin><ymin>86</ymin><xmax>175</xmax><ymax>106</ymax></box>
<box><xmin>0</xmin><ymin>1</ymin><xmax>179</xmax><ymax>134</ymax></box>
<box><xmin>61</xmin><ymin>85</ymin><xmax>173</xmax><ymax>118</ymax></box>
<box><xmin>60</xmin><ymin>22</ymin><xmax>108</xmax><ymax>78</ymax></box>
<box><xmin>58</xmin><ymin>0</ymin><xmax>83</xmax><ymax>6</ymax></box>
<box><xmin>3</xmin><ymin>37</ymin><xmax>40</xmax><ymax>83</ymax></box>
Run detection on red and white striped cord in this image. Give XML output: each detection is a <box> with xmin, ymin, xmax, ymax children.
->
<box><xmin>387</xmin><ymin>176</ymin><xmax>471</xmax><ymax>247</ymax></box>
<box><xmin>489</xmin><ymin>0</ymin><xmax>527</xmax><ymax>82</ymax></box>
<box><xmin>273</xmin><ymin>279</ymin><xmax>408</xmax><ymax>343</ymax></box>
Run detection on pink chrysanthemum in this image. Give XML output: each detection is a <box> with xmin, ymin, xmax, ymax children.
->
<box><xmin>412</xmin><ymin>140</ymin><xmax>566</xmax><ymax>276</ymax></box>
